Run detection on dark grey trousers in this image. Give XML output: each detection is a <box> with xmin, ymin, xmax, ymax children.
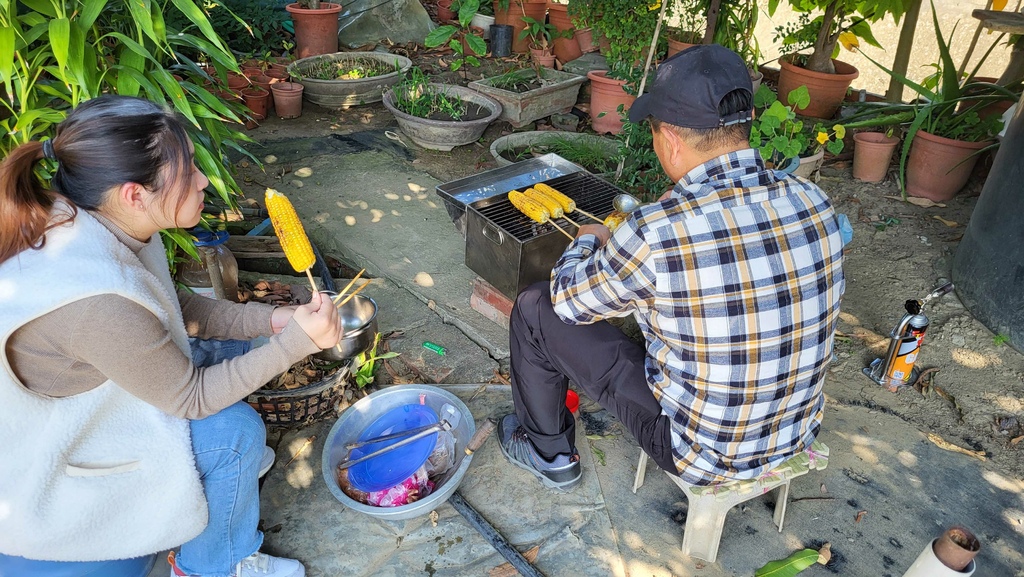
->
<box><xmin>509</xmin><ymin>282</ymin><xmax>676</xmax><ymax>472</ymax></box>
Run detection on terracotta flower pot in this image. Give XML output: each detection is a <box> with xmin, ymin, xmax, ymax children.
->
<box><xmin>530</xmin><ymin>49</ymin><xmax>556</xmax><ymax>68</ymax></box>
<box><xmin>271</xmin><ymin>81</ymin><xmax>304</xmax><ymax>118</ymax></box>
<box><xmin>285</xmin><ymin>3</ymin><xmax>343</xmax><ymax>60</ymax></box>
<box><xmin>461</xmin><ymin>28</ymin><xmax>486</xmax><ymax>56</ymax></box>
<box><xmin>547</xmin><ymin>3</ymin><xmax>582</xmax><ymax>64</ymax></box>
<box><xmin>666</xmin><ymin>36</ymin><xmax>699</xmax><ymax>58</ymax></box>
<box><xmin>852</xmin><ymin>132</ymin><xmax>900</xmax><ymax>182</ymax></box>
<box><xmin>245</xmin><ymin>112</ymin><xmax>265</xmax><ymax>130</ymax></box>
<box><xmin>437</xmin><ymin>0</ymin><xmax>455</xmax><ymax>21</ymax></box>
<box><xmin>242</xmin><ymin>86</ymin><xmax>271</xmax><ymax>118</ymax></box>
<box><xmin>265</xmin><ymin>69</ymin><xmax>290</xmax><ymax>83</ymax></box>
<box><xmin>494</xmin><ymin>0</ymin><xmax>547</xmax><ymax>53</ymax></box>
<box><xmin>576</xmin><ymin>27</ymin><xmax>597</xmax><ymax>53</ymax></box>
<box><xmin>933</xmin><ymin>526</ymin><xmax>980</xmax><ymax>572</ymax></box>
<box><xmin>906</xmin><ymin>129</ymin><xmax>992</xmax><ymax>201</ymax></box>
<box><xmin>777</xmin><ymin>56</ymin><xmax>859</xmax><ymax>119</ymax></box>
<box><xmin>252</xmin><ymin>75</ymin><xmax>275</xmax><ymax>93</ymax></box>
<box><xmin>226</xmin><ymin>73</ymin><xmax>249</xmax><ymax>90</ymax></box>
<box><xmin>587</xmin><ymin>70</ymin><xmax>635</xmax><ymax>135</ymax></box>
<box><xmin>242</xmin><ymin>67</ymin><xmax>264</xmax><ymax>78</ymax></box>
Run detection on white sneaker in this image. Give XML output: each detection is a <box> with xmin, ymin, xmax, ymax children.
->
<box><xmin>258</xmin><ymin>446</ymin><xmax>275</xmax><ymax>479</ymax></box>
<box><xmin>234</xmin><ymin>552</ymin><xmax>305</xmax><ymax>577</ymax></box>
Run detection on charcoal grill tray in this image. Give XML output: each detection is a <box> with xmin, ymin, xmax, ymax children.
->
<box><xmin>470</xmin><ymin>172</ymin><xmax>622</xmax><ymax>241</ymax></box>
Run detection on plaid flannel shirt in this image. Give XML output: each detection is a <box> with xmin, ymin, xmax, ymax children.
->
<box><xmin>551</xmin><ymin>149</ymin><xmax>845</xmax><ymax>485</ymax></box>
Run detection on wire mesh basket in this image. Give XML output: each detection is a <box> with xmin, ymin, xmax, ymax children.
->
<box><xmin>247</xmin><ymin>362</ymin><xmax>352</xmax><ymax>429</ymax></box>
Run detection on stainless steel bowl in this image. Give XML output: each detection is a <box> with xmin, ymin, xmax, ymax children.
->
<box><xmin>314</xmin><ymin>293</ymin><xmax>378</xmax><ymax>361</ymax></box>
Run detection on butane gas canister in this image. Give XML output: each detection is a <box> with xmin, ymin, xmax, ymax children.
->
<box><xmin>886</xmin><ymin>314</ymin><xmax>929</xmax><ymax>388</ymax></box>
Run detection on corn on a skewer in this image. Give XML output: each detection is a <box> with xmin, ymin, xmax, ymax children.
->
<box><xmin>603</xmin><ymin>211</ymin><xmax>627</xmax><ymax>233</ymax></box>
<box><xmin>534</xmin><ymin>183</ymin><xmax>602</xmax><ymax>223</ymax></box>
<box><xmin>524</xmin><ymin>188</ymin><xmax>564</xmax><ymax>219</ymax></box>
<box><xmin>265</xmin><ymin>188</ymin><xmax>316</xmax><ymax>274</ymax></box>
<box><xmin>508</xmin><ymin>190</ymin><xmax>574</xmax><ymax>240</ymax></box>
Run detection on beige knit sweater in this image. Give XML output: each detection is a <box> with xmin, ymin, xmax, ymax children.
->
<box><xmin>5</xmin><ymin>213</ymin><xmax>319</xmax><ymax>419</ymax></box>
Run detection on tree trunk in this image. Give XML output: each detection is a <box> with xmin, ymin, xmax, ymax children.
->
<box><xmin>703</xmin><ymin>0</ymin><xmax>722</xmax><ymax>45</ymax></box>
<box><xmin>886</xmin><ymin>0</ymin><xmax>922</xmax><ymax>101</ymax></box>
<box><xmin>805</xmin><ymin>0</ymin><xmax>840</xmax><ymax>74</ymax></box>
<box><xmin>997</xmin><ymin>35</ymin><xmax>1024</xmax><ymax>85</ymax></box>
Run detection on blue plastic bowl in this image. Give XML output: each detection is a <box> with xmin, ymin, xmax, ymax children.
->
<box><xmin>347</xmin><ymin>404</ymin><xmax>438</xmax><ymax>493</ymax></box>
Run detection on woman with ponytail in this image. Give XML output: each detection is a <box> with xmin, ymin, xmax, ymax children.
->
<box><xmin>0</xmin><ymin>96</ymin><xmax>339</xmax><ymax>577</ymax></box>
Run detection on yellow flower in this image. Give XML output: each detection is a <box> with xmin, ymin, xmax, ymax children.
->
<box><xmin>816</xmin><ymin>132</ymin><xmax>829</xmax><ymax>145</ymax></box>
<box><xmin>994</xmin><ymin>0</ymin><xmax>1008</xmax><ymax>10</ymax></box>
<box><xmin>833</xmin><ymin>124</ymin><xmax>846</xmax><ymax>139</ymax></box>
<box><xmin>838</xmin><ymin>31</ymin><xmax>860</xmax><ymax>51</ymax></box>
<box><xmin>648</xmin><ymin>1</ymin><xmax>661</xmax><ymax>10</ymax></box>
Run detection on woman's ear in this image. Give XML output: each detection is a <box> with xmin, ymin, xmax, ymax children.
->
<box><xmin>113</xmin><ymin>182</ymin><xmax>149</xmax><ymax>213</ymax></box>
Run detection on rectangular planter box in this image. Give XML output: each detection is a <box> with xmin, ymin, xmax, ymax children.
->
<box><xmin>469</xmin><ymin>68</ymin><xmax>586</xmax><ymax>128</ymax></box>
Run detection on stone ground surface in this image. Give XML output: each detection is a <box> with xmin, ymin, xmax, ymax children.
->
<box><xmin>154</xmin><ymin>87</ymin><xmax>1023</xmax><ymax>575</ymax></box>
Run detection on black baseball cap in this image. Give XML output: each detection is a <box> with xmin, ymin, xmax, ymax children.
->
<box><xmin>628</xmin><ymin>44</ymin><xmax>753</xmax><ymax>128</ymax></box>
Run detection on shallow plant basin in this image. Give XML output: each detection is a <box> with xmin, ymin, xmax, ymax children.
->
<box><xmin>469</xmin><ymin>68</ymin><xmax>586</xmax><ymax>128</ymax></box>
<box><xmin>288</xmin><ymin>52</ymin><xmax>412</xmax><ymax>108</ymax></box>
<box><xmin>490</xmin><ymin>131</ymin><xmax>618</xmax><ymax>175</ymax></box>
<box><xmin>382</xmin><ymin>83</ymin><xmax>502</xmax><ymax>151</ymax></box>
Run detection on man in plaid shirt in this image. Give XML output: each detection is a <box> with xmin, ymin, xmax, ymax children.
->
<box><xmin>499</xmin><ymin>45</ymin><xmax>845</xmax><ymax>492</ymax></box>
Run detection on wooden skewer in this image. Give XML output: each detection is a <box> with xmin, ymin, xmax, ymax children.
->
<box><xmin>548</xmin><ymin>219</ymin><xmax>575</xmax><ymax>240</ymax></box>
<box><xmin>332</xmin><ymin>269</ymin><xmax>366</xmax><ymax>304</ymax></box>
<box><xmin>562</xmin><ymin>214</ymin><xmax>582</xmax><ymax>228</ymax></box>
<box><xmin>336</xmin><ymin>280</ymin><xmax>370</xmax><ymax>307</ymax></box>
<box><xmin>305</xmin><ymin>268</ymin><xmax>344</xmax><ymax>354</ymax></box>
<box><xmin>574</xmin><ymin>208</ymin><xmax>603</xmax><ymax>223</ymax></box>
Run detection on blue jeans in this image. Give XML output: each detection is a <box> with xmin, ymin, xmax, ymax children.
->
<box><xmin>176</xmin><ymin>339</ymin><xmax>264</xmax><ymax>577</ymax></box>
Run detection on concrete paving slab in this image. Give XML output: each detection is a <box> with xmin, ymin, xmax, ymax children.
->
<box><xmin>250</xmin><ymin>135</ymin><xmax>511</xmax><ymax>363</ymax></box>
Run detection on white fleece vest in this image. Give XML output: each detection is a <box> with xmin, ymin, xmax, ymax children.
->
<box><xmin>0</xmin><ymin>206</ymin><xmax>208</xmax><ymax>561</ymax></box>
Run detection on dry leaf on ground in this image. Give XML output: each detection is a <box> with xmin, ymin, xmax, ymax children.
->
<box><xmin>933</xmin><ymin>215</ymin><xmax>959</xmax><ymax>227</ymax></box>
<box><xmin>927</xmin><ymin>433</ymin><xmax>987</xmax><ymax>461</ymax></box>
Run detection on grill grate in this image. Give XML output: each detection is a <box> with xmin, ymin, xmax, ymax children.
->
<box><xmin>475</xmin><ymin>172</ymin><xmax>625</xmax><ymax>242</ymax></box>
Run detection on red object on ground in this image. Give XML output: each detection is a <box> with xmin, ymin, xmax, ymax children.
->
<box><xmin>565</xmin><ymin>390</ymin><xmax>579</xmax><ymax>414</ymax></box>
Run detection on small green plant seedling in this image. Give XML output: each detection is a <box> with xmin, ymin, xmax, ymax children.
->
<box><xmin>993</xmin><ymin>334</ymin><xmax>1010</xmax><ymax>347</ymax></box>
<box><xmin>353</xmin><ymin>333</ymin><xmax>399</xmax><ymax>388</ymax></box>
<box><xmin>424</xmin><ymin>0</ymin><xmax>486</xmax><ymax>73</ymax></box>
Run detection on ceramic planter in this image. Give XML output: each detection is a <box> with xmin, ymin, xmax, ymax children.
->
<box><xmin>285</xmin><ymin>3</ymin><xmax>343</xmax><ymax>60</ymax></box>
<box><xmin>778</xmin><ymin>56</ymin><xmax>859</xmax><ymax>119</ymax></box>
<box><xmin>288</xmin><ymin>52</ymin><xmax>413</xmax><ymax>108</ymax></box>
<box><xmin>382</xmin><ymin>83</ymin><xmax>502</xmax><ymax>151</ymax></box>
<box><xmin>547</xmin><ymin>3</ymin><xmax>582</xmax><ymax>64</ymax></box>
<box><xmin>852</xmin><ymin>132</ymin><xmax>900</xmax><ymax>182</ymax></box>
<box><xmin>587</xmin><ymin>70</ymin><xmax>635</xmax><ymax>135</ymax></box>
<box><xmin>792</xmin><ymin>148</ymin><xmax>824</xmax><ymax>179</ymax></box>
<box><xmin>471</xmin><ymin>13</ymin><xmax>495</xmax><ymax>38</ymax></box>
<box><xmin>469</xmin><ymin>67</ymin><xmax>586</xmax><ymax>128</ymax></box>
<box><xmin>271</xmin><ymin>82</ymin><xmax>304</xmax><ymax>118</ymax></box>
<box><xmin>489</xmin><ymin>131</ymin><xmax>618</xmax><ymax>170</ymax></box>
<box><xmin>906</xmin><ymin>130</ymin><xmax>992</xmax><ymax>201</ymax></box>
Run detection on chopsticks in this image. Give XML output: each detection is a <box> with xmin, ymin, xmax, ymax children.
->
<box><xmin>335</xmin><ymin>280</ymin><xmax>370</xmax><ymax>307</ymax></box>
<box><xmin>331</xmin><ymin>269</ymin><xmax>365</xmax><ymax>304</ymax></box>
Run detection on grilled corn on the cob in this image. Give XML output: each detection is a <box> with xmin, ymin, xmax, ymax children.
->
<box><xmin>534</xmin><ymin>183</ymin><xmax>576</xmax><ymax>213</ymax></box>
<box><xmin>603</xmin><ymin>211</ymin><xmax>627</xmax><ymax>232</ymax></box>
<box><xmin>524</xmin><ymin>187</ymin><xmax>564</xmax><ymax>218</ymax></box>
<box><xmin>508</xmin><ymin>190</ymin><xmax>550</xmax><ymax>224</ymax></box>
<box><xmin>265</xmin><ymin>188</ymin><xmax>316</xmax><ymax>273</ymax></box>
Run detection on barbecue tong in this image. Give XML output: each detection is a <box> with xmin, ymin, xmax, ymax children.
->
<box><xmin>337</xmin><ymin>404</ymin><xmax>460</xmax><ymax>470</ymax></box>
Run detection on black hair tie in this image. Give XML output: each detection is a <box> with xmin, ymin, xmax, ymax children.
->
<box><xmin>42</xmin><ymin>139</ymin><xmax>57</xmax><ymax>161</ymax></box>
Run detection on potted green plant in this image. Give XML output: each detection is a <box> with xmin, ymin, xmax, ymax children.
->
<box><xmin>519</xmin><ymin>16</ymin><xmax>564</xmax><ymax>67</ymax></box>
<box><xmin>750</xmin><ymin>85</ymin><xmax>811</xmax><ymax>172</ymax></box>
<box><xmin>425</xmin><ymin>0</ymin><xmax>488</xmax><ymax>75</ymax></box>
<box><xmin>770</xmin><ymin>0</ymin><xmax>911</xmax><ymax>119</ymax></box>
<box><xmin>469</xmin><ymin>65</ymin><xmax>586</xmax><ymax>127</ymax></box>
<box><xmin>665</xmin><ymin>0</ymin><xmax>705</xmax><ymax>58</ymax></box>
<box><xmin>285</xmin><ymin>0</ymin><xmax>343</xmax><ymax>59</ymax></box>
<box><xmin>288</xmin><ymin>53</ymin><xmax>413</xmax><ymax>108</ymax></box>
<box><xmin>382</xmin><ymin>67</ymin><xmax>502</xmax><ymax>151</ymax></box>
<box><xmin>489</xmin><ymin>131</ymin><xmax>619</xmax><ymax>172</ymax></box>
<box><xmin>855</xmin><ymin>1</ymin><xmax>1017</xmax><ymax>200</ymax></box>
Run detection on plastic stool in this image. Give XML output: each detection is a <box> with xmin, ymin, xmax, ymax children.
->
<box><xmin>0</xmin><ymin>552</ymin><xmax>156</xmax><ymax>577</ymax></box>
<box><xmin>632</xmin><ymin>441</ymin><xmax>830</xmax><ymax>563</ymax></box>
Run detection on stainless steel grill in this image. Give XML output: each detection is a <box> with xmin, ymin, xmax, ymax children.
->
<box><xmin>466</xmin><ymin>171</ymin><xmax>628</xmax><ymax>299</ymax></box>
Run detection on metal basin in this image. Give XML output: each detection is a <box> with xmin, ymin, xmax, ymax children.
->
<box><xmin>314</xmin><ymin>294</ymin><xmax>378</xmax><ymax>361</ymax></box>
<box><xmin>321</xmin><ymin>385</ymin><xmax>477</xmax><ymax>520</ymax></box>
